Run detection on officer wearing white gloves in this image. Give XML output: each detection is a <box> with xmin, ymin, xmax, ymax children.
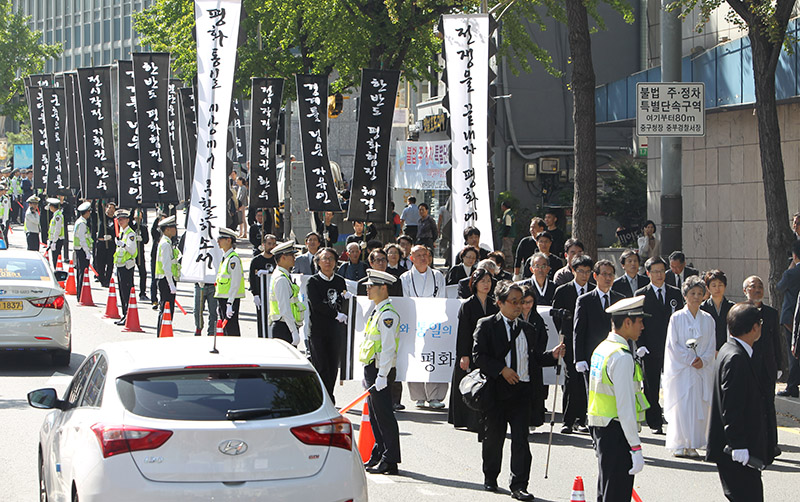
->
<box><xmin>268</xmin><ymin>240</ymin><xmax>306</xmax><ymax>346</ymax></box>
<box><xmin>24</xmin><ymin>195</ymin><xmax>41</xmax><ymax>251</ymax></box>
<box><xmin>46</xmin><ymin>198</ymin><xmax>66</xmax><ymax>268</ymax></box>
<box><xmin>360</xmin><ymin>269</ymin><xmax>401</xmax><ymax>476</ymax></box>
<box><xmin>113</xmin><ymin>209</ymin><xmax>138</xmax><ymax>326</ymax></box>
<box><xmin>214</xmin><ymin>227</ymin><xmax>245</xmax><ymax>336</ymax></box>
<box><xmin>155</xmin><ymin>216</ymin><xmax>181</xmax><ymax>336</ymax></box>
<box><xmin>73</xmin><ymin>202</ymin><xmax>93</xmax><ymax>293</ymax></box>
<box><xmin>587</xmin><ymin>295</ymin><xmax>651</xmax><ymax>502</ymax></box>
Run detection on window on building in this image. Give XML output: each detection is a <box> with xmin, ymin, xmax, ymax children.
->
<box><xmin>103</xmin><ymin>49</ymin><xmax>110</xmax><ymax>65</ymax></box>
<box><xmin>113</xmin><ymin>48</ymin><xmax>120</xmax><ymax>61</ymax></box>
<box><xmin>83</xmin><ymin>23</ymin><xmax>90</xmax><ymax>46</ymax></box>
<box><xmin>65</xmin><ymin>55</ymin><xmax>71</xmax><ymax>70</ymax></box>
<box><xmin>103</xmin><ymin>20</ymin><xmax>110</xmax><ymax>43</ymax></box>
<box><xmin>123</xmin><ymin>16</ymin><xmax>130</xmax><ymax>40</ymax></box>
<box><xmin>64</xmin><ymin>27</ymin><xmax>71</xmax><ymax>49</ymax></box>
<box><xmin>93</xmin><ymin>21</ymin><xmax>100</xmax><ymax>44</ymax></box>
<box><xmin>113</xmin><ymin>18</ymin><xmax>120</xmax><ymax>41</ymax></box>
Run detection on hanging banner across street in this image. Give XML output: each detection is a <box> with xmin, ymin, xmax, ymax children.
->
<box><xmin>394</xmin><ymin>140</ymin><xmax>451</xmax><ymax>190</ymax></box>
<box><xmin>442</xmin><ymin>14</ymin><xmax>494</xmax><ymax>266</ymax></box>
<box><xmin>77</xmin><ymin>67</ymin><xmax>118</xmax><ymax>201</ymax></box>
<box><xmin>133</xmin><ymin>52</ymin><xmax>178</xmax><ymax>206</ymax></box>
<box><xmin>295</xmin><ymin>74</ymin><xmax>342</xmax><ymax>213</ymax></box>
<box><xmin>63</xmin><ymin>73</ymin><xmax>82</xmax><ymax>191</ymax></box>
<box><xmin>347</xmin><ymin>68</ymin><xmax>400</xmax><ymax>223</ymax></box>
<box><xmin>249</xmin><ymin>78</ymin><xmax>283</xmax><ymax>209</ymax></box>
<box><xmin>41</xmin><ymin>87</ymin><xmax>69</xmax><ymax>195</ymax></box>
<box><xmin>179</xmin><ymin>87</ymin><xmax>198</xmax><ymax>187</ymax></box>
<box><xmin>117</xmin><ymin>60</ymin><xmax>142</xmax><ymax>207</ymax></box>
<box><xmin>182</xmin><ymin>0</ymin><xmax>242</xmax><ymax>283</ymax></box>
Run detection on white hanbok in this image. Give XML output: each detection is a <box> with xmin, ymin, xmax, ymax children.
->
<box><xmin>662</xmin><ymin>307</ymin><xmax>716</xmax><ymax>451</ymax></box>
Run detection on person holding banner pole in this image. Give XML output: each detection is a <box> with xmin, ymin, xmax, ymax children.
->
<box><xmin>73</xmin><ymin>202</ymin><xmax>93</xmax><ymax>295</ymax></box>
<box><xmin>0</xmin><ymin>184</ymin><xmax>9</xmax><ymax>244</ymax></box>
<box><xmin>46</xmin><ymin>198</ymin><xmax>65</xmax><ymax>268</ymax></box>
<box><xmin>24</xmin><ymin>195</ymin><xmax>41</xmax><ymax>251</ymax></box>
<box><xmin>268</xmin><ymin>241</ymin><xmax>306</xmax><ymax>346</ymax></box>
<box><xmin>113</xmin><ymin>209</ymin><xmax>138</xmax><ymax>326</ymax></box>
<box><xmin>155</xmin><ymin>216</ymin><xmax>181</xmax><ymax>336</ymax></box>
<box><xmin>250</xmin><ymin>233</ymin><xmax>278</xmax><ymax>338</ymax></box>
<box><xmin>94</xmin><ymin>202</ymin><xmax>117</xmax><ymax>288</ymax></box>
<box><xmin>214</xmin><ymin>228</ymin><xmax>245</xmax><ymax>336</ymax></box>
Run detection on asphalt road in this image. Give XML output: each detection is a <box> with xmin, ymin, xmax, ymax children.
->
<box><xmin>2</xmin><ymin>220</ymin><xmax>800</xmax><ymax>501</ymax></box>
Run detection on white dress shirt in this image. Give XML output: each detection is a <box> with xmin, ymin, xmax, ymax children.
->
<box><xmin>502</xmin><ymin>314</ymin><xmax>529</xmax><ymax>382</ymax></box>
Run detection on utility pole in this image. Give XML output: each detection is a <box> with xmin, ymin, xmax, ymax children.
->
<box><xmin>660</xmin><ymin>0</ymin><xmax>682</xmax><ymax>255</ymax></box>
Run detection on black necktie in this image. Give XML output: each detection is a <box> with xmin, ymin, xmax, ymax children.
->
<box><xmin>603</xmin><ymin>294</ymin><xmax>609</xmax><ymax>310</ymax></box>
<box><xmin>508</xmin><ymin>321</ymin><xmax>518</xmax><ymax>372</ymax></box>
<box><xmin>676</xmin><ymin>275</ymin><xmax>681</xmax><ymax>288</ymax></box>
<box><xmin>657</xmin><ymin>288</ymin><xmax>664</xmax><ymax>304</ymax></box>
<box><xmin>580</xmin><ymin>287</ymin><xmax>585</xmax><ymax>296</ymax></box>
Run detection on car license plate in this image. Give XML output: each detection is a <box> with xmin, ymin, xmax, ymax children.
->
<box><xmin>0</xmin><ymin>301</ymin><xmax>23</xmax><ymax>311</ymax></box>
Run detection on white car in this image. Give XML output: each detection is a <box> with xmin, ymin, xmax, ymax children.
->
<box><xmin>0</xmin><ymin>249</ymin><xmax>71</xmax><ymax>365</ymax></box>
<box><xmin>28</xmin><ymin>337</ymin><xmax>367</xmax><ymax>502</ymax></box>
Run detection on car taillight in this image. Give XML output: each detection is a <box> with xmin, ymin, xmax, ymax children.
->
<box><xmin>90</xmin><ymin>424</ymin><xmax>173</xmax><ymax>458</ymax></box>
<box><xmin>291</xmin><ymin>416</ymin><xmax>353</xmax><ymax>450</ymax></box>
<box><xmin>28</xmin><ymin>295</ymin><xmax>65</xmax><ymax>309</ymax></box>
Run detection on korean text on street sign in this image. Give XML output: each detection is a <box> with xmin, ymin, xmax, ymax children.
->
<box><xmin>636</xmin><ymin>82</ymin><xmax>705</xmax><ymax>137</ymax></box>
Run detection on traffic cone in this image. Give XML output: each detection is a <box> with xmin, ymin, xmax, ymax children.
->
<box><xmin>570</xmin><ymin>476</ymin><xmax>586</xmax><ymax>502</ymax></box>
<box><xmin>56</xmin><ymin>253</ymin><xmax>64</xmax><ymax>272</ymax></box>
<box><xmin>215</xmin><ymin>320</ymin><xmax>224</xmax><ymax>336</ymax></box>
<box><xmin>102</xmin><ymin>277</ymin><xmax>120</xmax><ymax>319</ymax></box>
<box><xmin>357</xmin><ymin>400</ymin><xmax>376</xmax><ymax>463</ymax></box>
<box><xmin>159</xmin><ymin>302</ymin><xmax>174</xmax><ymax>338</ymax></box>
<box><xmin>78</xmin><ymin>269</ymin><xmax>95</xmax><ymax>306</ymax></box>
<box><xmin>122</xmin><ymin>287</ymin><xmax>144</xmax><ymax>332</ymax></box>
<box><xmin>63</xmin><ymin>260</ymin><xmax>75</xmax><ymax>294</ymax></box>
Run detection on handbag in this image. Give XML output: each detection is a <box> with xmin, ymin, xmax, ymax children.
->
<box><xmin>460</xmin><ymin>326</ymin><xmax>521</xmax><ymax>412</ymax></box>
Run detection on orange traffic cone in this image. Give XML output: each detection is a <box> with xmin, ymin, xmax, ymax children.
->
<box><xmin>64</xmin><ymin>260</ymin><xmax>76</xmax><ymax>294</ymax></box>
<box><xmin>56</xmin><ymin>253</ymin><xmax>64</xmax><ymax>272</ymax></box>
<box><xmin>357</xmin><ymin>400</ymin><xmax>376</xmax><ymax>463</ymax></box>
<box><xmin>78</xmin><ymin>269</ymin><xmax>95</xmax><ymax>306</ymax></box>
<box><xmin>102</xmin><ymin>277</ymin><xmax>120</xmax><ymax>319</ymax></box>
<box><xmin>215</xmin><ymin>319</ymin><xmax>224</xmax><ymax>336</ymax></box>
<box><xmin>570</xmin><ymin>476</ymin><xmax>586</xmax><ymax>502</ymax></box>
<box><xmin>122</xmin><ymin>287</ymin><xmax>144</xmax><ymax>333</ymax></box>
<box><xmin>159</xmin><ymin>302</ymin><xmax>174</xmax><ymax>338</ymax></box>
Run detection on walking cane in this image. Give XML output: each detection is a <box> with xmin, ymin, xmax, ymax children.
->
<box><xmin>544</xmin><ymin>334</ymin><xmax>564</xmax><ymax>479</ymax></box>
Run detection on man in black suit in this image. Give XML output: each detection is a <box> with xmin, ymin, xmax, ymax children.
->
<box><xmin>635</xmin><ymin>256</ymin><xmax>684</xmax><ymax>434</ymax></box>
<box><xmin>708</xmin><ymin>303</ymin><xmax>773</xmax><ymax>502</ymax></box>
<box><xmin>665</xmin><ymin>250</ymin><xmax>699</xmax><ymax>289</ymax></box>
<box><xmin>574</xmin><ymin>260</ymin><xmax>625</xmax><ymax>394</ymax></box>
<box><xmin>357</xmin><ymin>249</ymin><xmax>404</xmax><ymax>297</ymax></box>
<box><xmin>778</xmin><ymin>239</ymin><xmax>800</xmax><ymax>397</ymax></box>
<box><xmin>612</xmin><ymin>249</ymin><xmax>649</xmax><ymax>298</ymax></box>
<box><xmin>552</xmin><ymin>255</ymin><xmax>595</xmax><ymax>434</ymax></box>
<box><xmin>518</xmin><ymin>252</ymin><xmax>556</xmax><ymax>306</ymax></box>
<box><xmin>473</xmin><ymin>281</ymin><xmax>565</xmax><ymax>500</ymax></box>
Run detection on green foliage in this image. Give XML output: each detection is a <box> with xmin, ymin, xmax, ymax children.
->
<box><xmin>6</xmin><ymin>125</ymin><xmax>31</xmax><ymax>145</ymax></box>
<box><xmin>598</xmin><ymin>157</ymin><xmax>646</xmax><ymax>228</ymax></box>
<box><xmin>0</xmin><ymin>0</ymin><xmax>61</xmax><ymax>120</ymax></box>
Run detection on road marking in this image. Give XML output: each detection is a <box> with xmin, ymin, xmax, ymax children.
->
<box><xmin>778</xmin><ymin>426</ymin><xmax>800</xmax><ymax>436</ymax></box>
<box><xmin>367</xmin><ymin>475</ymin><xmax>396</xmax><ymax>484</ymax></box>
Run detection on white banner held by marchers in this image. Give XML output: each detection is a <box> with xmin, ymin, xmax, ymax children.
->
<box><xmin>182</xmin><ymin>0</ymin><xmax>242</xmax><ymax>283</ymax></box>
<box><xmin>442</xmin><ymin>14</ymin><xmax>494</xmax><ymax>266</ymax></box>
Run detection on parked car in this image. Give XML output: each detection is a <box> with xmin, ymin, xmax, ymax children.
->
<box><xmin>0</xmin><ymin>250</ymin><xmax>71</xmax><ymax>365</ymax></box>
<box><xmin>28</xmin><ymin>337</ymin><xmax>367</xmax><ymax>502</ymax></box>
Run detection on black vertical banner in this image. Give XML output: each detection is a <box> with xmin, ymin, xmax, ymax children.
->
<box><xmin>177</xmin><ymin>93</ymin><xmax>191</xmax><ymax>202</ymax></box>
<box><xmin>347</xmin><ymin>69</ymin><xmax>400</xmax><ymax>222</ymax></box>
<box><xmin>117</xmin><ymin>60</ymin><xmax>142</xmax><ymax>208</ymax></box>
<box><xmin>179</xmin><ymin>87</ymin><xmax>198</xmax><ymax>186</ymax></box>
<box><xmin>41</xmin><ymin>87</ymin><xmax>70</xmax><ymax>195</ymax></box>
<box><xmin>295</xmin><ymin>74</ymin><xmax>342</xmax><ymax>212</ymax></box>
<box><xmin>69</xmin><ymin>73</ymin><xmax>88</xmax><ymax>195</ymax></box>
<box><xmin>25</xmin><ymin>77</ymin><xmax>50</xmax><ymax>192</ymax></box>
<box><xmin>77</xmin><ymin>66</ymin><xmax>118</xmax><ymax>201</ymax></box>
<box><xmin>249</xmin><ymin>78</ymin><xmax>283</xmax><ymax>209</ymax></box>
<box><xmin>132</xmin><ymin>52</ymin><xmax>178</xmax><ymax>206</ymax></box>
<box><xmin>168</xmin><ymin>79</ymin><xmax>182</xmax><ymax>182</ymax></box>
<box><xmin>232</xmin><ymin>98</ymin><xmax>247</xmax><ymax>163</ymax></box>
<box><xmin>63</xmin><ymin>73</ymin><xmax>82</xmax><ymax>192</ymax></box>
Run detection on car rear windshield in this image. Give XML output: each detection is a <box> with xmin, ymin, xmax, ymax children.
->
<box><xmin>116</xmin><ymin>368</ymin><xmax>324</xmax><ymax>421</ymax></box>
<box><xmin>0</xmin><ymin>257</ymin><xmax>49</xmax><ymax>281</ymax></box>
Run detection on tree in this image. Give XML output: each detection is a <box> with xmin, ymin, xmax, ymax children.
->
<box><xmin>670</xmin><ymin>0</ymin><xmax>795</xmax><ymax>304</ymax></box>
<box><xmin>0</xmin><ymin>0</ymin><xmax>61</xmax><ymax>120</ymax></box>
<box><xmin>599</xmin><ymin>157</ymin><xmax>647</xmax><ymax>229</ymax></box>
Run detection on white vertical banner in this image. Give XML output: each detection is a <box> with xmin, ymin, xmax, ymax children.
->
<box><xmin>442</xmin><ymin>14</ymin><xmax>494</xmax><ymax>266</ymax></box>
<box><xmin>182</xmin><ymin>1</ymin><xmax>242</xmax><ymax>283</ymax></box>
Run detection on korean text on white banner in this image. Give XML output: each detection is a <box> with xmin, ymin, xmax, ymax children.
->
<box><xmin>182</xmin><ymin>0</ymin><xmax>242</xmax><ymax>283</ymax></box>
<box><xmin>343</xmin><ymin>297</ymin><xmax>461</xmax><ymax>383</ymax></box>
<box><xmin>441</xmin><ymin>14</ymin><xmax>494</xmax><ymax>266</ymax></box>
<box><xmin>394</xmin><ymin>140</ymin><xmax>450</xmax><ymax>190</ymax></box>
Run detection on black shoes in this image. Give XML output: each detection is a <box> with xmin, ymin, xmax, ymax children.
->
<box><xmin>366</xmin><ymin>461</ymin><xmax>398</xmax><ymax>475</ymax></box>
<box><xmin>511</xmin><ymin>489</ymin><xmax>535</xmax><ymax>500</ymax></box>
<box><xmin>483</xmin><ymin>483</ymin><xmax>498</xmax><ymax>492</ymax></box>
<box><xmin>777</xmin><ymin>388</ymin><xmax>799</xmax><ymax>397</ymax></box>
<box><xmin>651</xmin><ymin>427</ymin><xmax>665</xmax><ymax>435</ymax></box>
<box><xmin>560</xmin><ymin>425</ymin><xmax>573</xmax><ymax>434</ymax></box>
<box><xmin>363</xmin><ymin>457</ymin><xmax>380</xmax><ymax>469</ymax></box>
<box><xmin>393</xmin><ymin>403</ymin><xmax>405</xmax><ymax>411</ymax></box>
<box><xmin>114</xmin><ymin>315</ymin><xmax>126</xmax><ymax>326</ymax></box>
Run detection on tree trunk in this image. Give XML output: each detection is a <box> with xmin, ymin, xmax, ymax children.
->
<box><xmin>566</xmin><ymin>0</ymin><xmax>597</xmax><ymax>258</ymax></box>
<box><xmin>750</xmin><ymin>31</ymin><xmax>795</xmax><ymax>306</ymax></box>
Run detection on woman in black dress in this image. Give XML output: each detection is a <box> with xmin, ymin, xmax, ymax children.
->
<box><xmin>445</xmin><ymin>246</ymin><xmax>479</xmax><ymax>286</ymax></box>
<box><xmin>448</xmin><ymin>268</ymin><xmax>498</xmax><ymax>431</ymax></box>
<box><xmin>700</xmin><ymin>269</ymin><xmax>734</xmax><ymax>350</ymax></box>
<box><xmin>384</xmin><ymin>243</ymin><xmax>407</xmax><ymax>278</ymax></box>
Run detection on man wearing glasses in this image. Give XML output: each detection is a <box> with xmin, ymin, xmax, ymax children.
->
<box><xmin>358</xmin><ymin>249</ymin><xmax>403</xmax><ymax>297</ymax></box>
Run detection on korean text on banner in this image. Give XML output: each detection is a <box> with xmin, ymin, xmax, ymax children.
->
<box><xmin>394</xmin><ymin>141</ymin><xmax>450</xmax><ymax>190</ymax></box>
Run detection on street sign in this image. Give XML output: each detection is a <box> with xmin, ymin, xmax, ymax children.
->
<box><xmin>636</xmin><ymin>82</ymin><xmax>705</xmax><ymax>137</ymax></box>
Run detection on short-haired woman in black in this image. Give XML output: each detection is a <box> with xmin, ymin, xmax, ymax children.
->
<box><xmin>446</xmin><ymin>245</ymin><xmax>480</xmax><ymax>286</ymax></box>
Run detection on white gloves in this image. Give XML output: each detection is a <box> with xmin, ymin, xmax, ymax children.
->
<box><xmin>115</xmin><ymin>239</ymin><xmax>123</xmax><ymax>247</ymax></box>
<box><xmin>226</xmin><ymin>304</ymin><xmax>234</xmax><ymax>319</ymax></box>
<box><xmin>513</xmin><ymin>274</ymin><xmax>522</xmax><ymax>282</ymax></box>
<box><xmin>336</xmin><ymin>312</ymin><xmax>348</xmax><ymax>324</ymax></box>
<box><xmin>375</xmin><ymin>375</ymin><xmax>388</xmax><ymax>391</ymax></box>
<box><xmin>253</xmin><ymin>295</ymin><xmax>262</xmax><ymax>309</ymax></box>
<box><xmin>341</xmin><ymin>290</ymin><xmax>354</xmax><ymax>300</ymax></box>
<box><xmin>169</xmin><ymin>285</ymin><xmax>177</xmax><ymax>295</ymax></box>
<box><xmin>778</xmin><ymin>370</ymin><xmax>783</xmax><ymax>379</ymax></box>
<box><xmin>636</xmin><ymin>346</ymin><xmax>649</xmax><ymax>358</ymax></box>
<box><xmin>576</xmin><ymin>361</ymin><xmax>589</xmax><ymax>373</ymax></box>
<box><xmin>731</xmin><ymin>449</ymin><xmax>750</xmax><ymax>466</ymax></box>
<box><xmin>291</xmin><ymin>330</ymin><xmax>300</xmax><ymax>346</ymax></box>
<box><xmin>256</xmin><ymin>269</ymin><xmax>270</xmax><ymax>277</ymax></box>
<box><xmin>628</xmin><ymin>449</ymin><xmax>644</xmax><ymax>475</ymax></box>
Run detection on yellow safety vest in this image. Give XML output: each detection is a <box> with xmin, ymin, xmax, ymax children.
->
<box><xmin>113</xmin><ymin>226</ymin><xmax>138</xmax><ymax>265</ymax></box>
<box><xmin>215</xmin><ymin>250</ymin><xmax>246</xmax><ymax>298</ymax></box>
<box><xmin>155</xmin><ymin>235</ymin><xmax>181</xmax><ymax>279</ymax></box>
<box><xmin>72</xmin><ymin>217</ymin><xmax>94</xmax><ymax>249</ymax></box>
<box><xmin>268</xmin><ymin>269</ymin><xmax>305</xmax><ymax>325</ymax></box>
<box><xmin>587</xmin><ymin>339</ymin><xmax>649</xmax><ymax>423</ymax></box>
<box><xmin>358</xmin><ymin>302</ymin><xmax>399</xmax><ymax>365</ymax></box>
<box><xmin>48</xmin><ymin>209</ymin><xmax>64</xmax><ymax>240</ymax></box>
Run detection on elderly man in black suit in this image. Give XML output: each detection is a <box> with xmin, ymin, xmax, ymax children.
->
<box><xmin>708</xmin><ymin>303</ymin><xmax>774</xmax><ymax>502</ymax></box>
<box><xmin>573</xmin><ymin>259</ymin><xmax>625</xmax><ymax>394</ymax></box>
<box><xmin>635</xmin><ymin>256</ymin><xmax>684</xmax><ymax>435</ymax></box>
<box><xmin>473</xmin><ymin>281</ymin><xmax>565</xmax><ymax>500</ymax></box>
<box><xmin>518</xmin><ymin>252</ymin><xmax>556</xmax><ymax>306</ymax></box>
<box><xmin>612</xmin><ymin>249</ymin><xmax>649</xmax><ymax>298</ymax></box>
<box><xmin>665</xmin><ymin>251</ymin><xmax>699</xmax><ymax>289</ymax></box>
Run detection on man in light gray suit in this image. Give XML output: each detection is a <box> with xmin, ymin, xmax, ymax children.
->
<box><xmin>293</xmin><ymin>232</ymin><xmax>321</xmax><ymax>275</ymax></box>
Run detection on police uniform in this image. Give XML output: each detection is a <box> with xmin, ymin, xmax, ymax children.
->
<box><xmin>155</xmin><ymin>216</ymin><xmax>181</xmax><ymax>335</ymax></box>
<box><xmin>113</xmin><ymin>210</ymin><xmax>138</xmax><ymax>324</ymax></box>
<box><xmin>73</xmin><ymin>202</ymin><xmax>94</xmax><ymax>293</ymax></box>
<box><xmin>0</xmin><ymin>185</ymin><xmax>10</xmax><ymax>244</ymax></box>
<box><xmin>588</xmin><ymin>296</ymin><xmax>650</xmax><ymax>502</ymax></box>
<box><xmin>268</xmin><ymin>241</ymin><xmax>306</xmax><ymax>345</ymax></box>
<box><xmin>24</xmin><ymin>196</ymin><xmax>41</xmax><ymax>251</ymax></box>
<box><xmin>215</xmin><ymin>227</ymin><xmax>245</xmax><ymax>336</ymax></box>
<box><xmin>46</xmin><ymin>198</ymin><xmax>65</xmax><ymax>268</ymax></box>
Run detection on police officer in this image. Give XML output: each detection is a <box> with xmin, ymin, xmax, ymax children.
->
<box><xmin>268</xmin><ymin>240</ymin><xmax>306</xmax><ymax>346</ymax></box>
<box><xmin>24</xmin><ymin>195</ymin><xmax>41</xmax><ymax>251</ymax></box>
<box><xmin>587</xmin><ymin>295</ymin><xmax>650</xmax><ymax>502</ymax></box>
<box><xmin>215</xmin><ymin>227</ymin><xmax>245</xmax><ymax>336</ymax></box>
<box><xmin>155</xmin><ymin>215</ymin><xmax>181</xmax><ymax>336</ymax></box>
<box><xmin>73</xmin><ymin>202</ymin><xmax>93</xmax><ymax>292</ymax></box>
<box><xmin>113</xmin><ymin>209</ymin><xmax>138</xmax><ymax>326</ymax></box>
<box><xmin>0</xmin><ymin>184</ymin><xmax>10</xmax><ymax>244</ymax></box>
<box><xmin>94</xmin><ymin>202</ymin><xmax>117</xmax><ymax>287</ymax></box>
<box><xmin>46</xmin><ymin>198</ymin><xmax>65</xmax><ymax>268</ymax></box>
<box><xmin>361</xmin><ymin>269</ymin><xmax>402</xmax><ymax>475</ymax></box>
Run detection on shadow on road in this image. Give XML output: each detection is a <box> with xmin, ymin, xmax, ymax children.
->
<box><xmin>0</xmin><ymin>352</ymin><xmax>85</xmax><ymax>377</ymax></box>
<box><xmin>0</xmin><ymin>398</ymin><xmax>31</xmax><ymax>410</ymax></box>
<box><xmin>396</xmin><ymin>470</ymin><xmax>557</xmax><ymax>501</ymax></box>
